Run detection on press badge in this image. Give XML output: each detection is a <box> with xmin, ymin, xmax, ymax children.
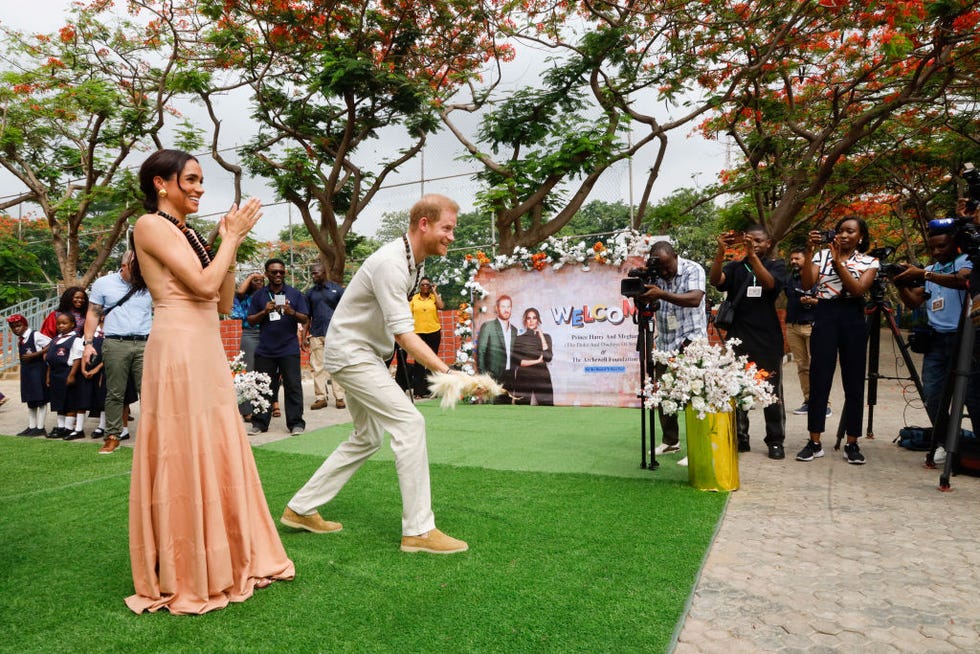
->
<box><xmin>666</xmin><ymin>314</ymin><xmax>679</xmax><ymax>331</ymax></box>
<box><xmin>746</xmin><ymin>285</ymin><xmax>762</xmax><ymax>298</ymax></box>
<box><xmin>931</xmin><ymin>297</ymin><xmax>944</xmax><ymax>313</ymax></box>
<box><xmin>268</xmin><ymin>310</ymin><xmax>281</xmax><ymax>321</ymax></box>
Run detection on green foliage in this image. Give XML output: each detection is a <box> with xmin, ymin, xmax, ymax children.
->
<box><xmin>556</xmin><ymin>200</ymin><xmax>633</xmax><ymax>238</ymax></box>
<box><xmin>645</xmin><ymin>188</ymin><xmax>723</xmax><ymax>269</ymax></box>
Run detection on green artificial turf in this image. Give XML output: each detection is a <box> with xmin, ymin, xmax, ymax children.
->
<box><xmin>264</xmin><ymin>402</ymin><xmax>694</xmax><ymax>481</ymax></box>
<box><xmin>0</xmin><ymin>407</ymin><xmax>725</xmax><ymax>654</ymax></box>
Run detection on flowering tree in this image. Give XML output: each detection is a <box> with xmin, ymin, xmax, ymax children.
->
<box><xmin>440</xmin><ymin>0</ymin><xmax>804</xmax><ymax>253</ymax></box>
<box><xmin>699</xmin><ymin>0</ymin><xmax>980</xmax><ymax>242</ymax></box>
<box><xmin>0</xmin><ymin>3</ymin><xmax>186</xmax><ymax>286</ymax></box>
<box><xmin>187</xmin><ymin>0</ymin><xmax>513</xmax><ymax>281</ymax></box>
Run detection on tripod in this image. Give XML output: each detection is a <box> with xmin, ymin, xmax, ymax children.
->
<box><xmin>834</xmin><ymin>289</ymin><xmax>927</xmax><ymax>449</ymax></box>
<box><xmin>635</xmin><ymin>300</ymin><xmax>660</xmax><ymax>471</ymax></box>
<box><xmin>930</xmin><ymin>291</ymin><xmax>977</xmax><ymax>491</ymax></box>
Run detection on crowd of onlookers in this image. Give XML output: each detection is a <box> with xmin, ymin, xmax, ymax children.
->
<box><xmin>2</xmin><ymin>257</ymin><xmax>358</xmax><ymax>447</ymax></box>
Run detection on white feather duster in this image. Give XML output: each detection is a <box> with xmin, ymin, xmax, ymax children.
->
<box><xmin>427</xmin><ymin>372</ymin><xmax>506</xmax><ymax>409</ymax></box>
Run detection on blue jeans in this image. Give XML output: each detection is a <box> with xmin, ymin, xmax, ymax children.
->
<box><xmin>921</xmin><ymin>331</ymin><xmax>980</xmax><ymax>434</ymax></box>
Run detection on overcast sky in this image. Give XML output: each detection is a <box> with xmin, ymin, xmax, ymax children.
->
<box><xmin>0</xmin><ymin>1</ymin><xmax>726</xmax><ymax>243</ymax></box>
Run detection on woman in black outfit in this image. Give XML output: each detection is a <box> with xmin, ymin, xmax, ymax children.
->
<box><xmin>796</xmin><ymin>216</ymin><xmax>879</xmax><ymax>465</ymax></box>
<box><xmin>511</xmin><ymin>307</ymin><xmax>554</xmax><ymax>406</ymax></box>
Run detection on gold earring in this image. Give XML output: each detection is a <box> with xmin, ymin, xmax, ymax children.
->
<box><xmin>158</xmin><ymin>188</ymin><xmax>168</xmax><ymax>198</ymax></box>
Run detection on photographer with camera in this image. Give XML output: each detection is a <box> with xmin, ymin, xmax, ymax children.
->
<box><xmin>892</xmin><ymin>231</ymin><xmax>978</xmax><ymax>458</ymax></box>
<box><xmin>638</xmin><ymin>241</ymin><xmax>707</xmax><ymax>466</ymax></box>
<box><xmin>796</xmin><ymin>217</ymin><xmax>880</xmax><ymax>465</ymax></box>
<box><xmin>709</xmin><ymin>225</ymin><xmax>788</xmax><ymax>460</ymax></box>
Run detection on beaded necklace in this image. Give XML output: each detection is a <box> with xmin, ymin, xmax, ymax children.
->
<box><xmin>156</xmin><ymin>210</ymin><xmax>214</xmax><ymax>269</ymax></box>
<box><xmin>402</xmin><ymin>233</ymin><xmax>423</xmax><ymax>300</ymax></box>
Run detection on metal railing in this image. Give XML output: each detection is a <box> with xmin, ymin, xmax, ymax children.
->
<box><xmin>1</xmin><ymin>296</ymin><xmax>59</xmax><ymax>373</ymax></box>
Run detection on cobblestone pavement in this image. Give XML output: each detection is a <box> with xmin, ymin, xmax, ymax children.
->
<box><xmin>674</xmin><ymin>342</ymin><xmax>980</xmax><ymax>653</ymax></box>
<box><xmin>3</xmin><ymin>333</ymin><xmax>978</xmax><ymax>652</ymax></box>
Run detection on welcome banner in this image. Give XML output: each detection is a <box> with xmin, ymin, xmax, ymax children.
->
<box><xmin>472</xmin><ymin>259</ymin><xmax>646</xmax><ymax>408</ymax></box>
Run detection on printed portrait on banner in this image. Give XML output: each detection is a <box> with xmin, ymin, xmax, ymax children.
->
<box><xmin>472</xmin><ymin>260</ymin><xmax>647</xmax><ymax>408</ymax></box>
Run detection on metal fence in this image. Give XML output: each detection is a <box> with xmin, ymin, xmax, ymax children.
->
<box><xmin>1</xmin><ymin>296</ymin><xmax>59</xmax><ymax>373</ymax></box>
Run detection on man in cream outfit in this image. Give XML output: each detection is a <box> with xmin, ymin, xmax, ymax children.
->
<box><xmin>281</xmin><ymin>194</ymin><xmax>468</xmax><ymax>554</ymax></box>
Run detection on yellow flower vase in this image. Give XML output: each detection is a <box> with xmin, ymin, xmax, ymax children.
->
<box><xmin>684</xmin><ymin>407</ymin><xmax>739</xmax><ymax>492</ymax></box>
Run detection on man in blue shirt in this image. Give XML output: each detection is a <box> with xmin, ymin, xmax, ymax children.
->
<box><xmin>895</xmin><ymin>231</ymin><xmax>979</xmax><ymax>441</ymax></box>
<box><xmin>303</xmin><ymin>263</ymin><xmax>346</xmax><ymax>410</ymax></box>
<box><xmin>248</xmin><ymin>258</ymin><xmax>309</xmax><ymax>434</ymax></box>
<box><xmin>82</xmin><ymin>251</ymin><xmax>153</xmax><ymax>454</ymax></box>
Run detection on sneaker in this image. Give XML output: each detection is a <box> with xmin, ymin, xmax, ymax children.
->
<box><xmin>738</xmin><ymin>440</ymin><xmax>751</xmax><ymax>453</ymax></box>
<box><xmin>98</xmin><ymin>436</ymin><xmax>121</xmax><ymax>454</ymax></box>
<box><xmin>677</xmin><ymin>456</ymin><xmax>689</xmax><ymax>467</ymax></box>
<box><xmin>280</xmin><ymin>507</ymin><xmax>343</xmax><ymax>534</ymax></box>
<box><xmin>796</xmin><ymin>440</ymin><xmax>824</xmax><ymax>462</ymax></box>
<box><xmin>290</xmin><ymin>425</ymin><xmax>305</xmax><ymax>435</ymax></box>
<box><xmin>400</xmin><ymin>528</ymin><xmax>468</xmax><ymax>554</ymax></box>
<box><xmin>654</xmin><ymin>443</ymin><xmax>681</xmax><ymax>455</ymax></box>
<box><xmin>843</xmin><ymin>441</ymin><xmax>866</xmax><ymax>465</ymax></box>
<box><xmin>768</xmin><ymin>444</ymin><xmax>786</xmax><ymax>460</ymax></box>
<box><xmin>934</xmin><ymin>446</ymin><xmax>947</xmax><ymax>464</ymax></box>
<box><xmin>792</xmin><ymin>403</ymin><xmax>809</xmax><ymax>415</ymax></box>
<box><xmin>826</xmin><ymin>406</ymin><xmax>833</xmax><ymax>417</ymax></box>
<box><xmin>310</xmin><ymin>399</ymin><xmax>328</xmax><ymax>410</ymax></box>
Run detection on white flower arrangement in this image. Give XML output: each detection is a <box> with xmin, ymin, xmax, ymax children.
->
<box><xmin>642</xmin><ymin>338</ymin><xmax>777</xmax><ymax>420</ymax></box>
<box><xmin>229</xmin><ymin>352</ymin><xmax>274</xmax><ymax>415</ymax></box>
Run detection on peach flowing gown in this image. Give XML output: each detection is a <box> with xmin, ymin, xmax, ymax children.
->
<box><xmin>126</xmin><ymin>222</ymin><xmax>294</xmax><ymax>614</ymax></box>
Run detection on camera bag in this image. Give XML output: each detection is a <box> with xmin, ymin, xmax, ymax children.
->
<box><xmin>713</xmin><ymin>271</ymin><xmax>753</xmax><ymax>331</ymax></box>
<box><xmin>907</xmin><ymin>325</ymin><xmax>936</xmax><ymax>354</ymax></box>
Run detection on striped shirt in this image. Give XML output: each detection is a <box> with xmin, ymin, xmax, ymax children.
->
<box><xmin>810</xmin><ymin>249</ymin><xmax>880</xmax><ymax>300</ymax></box>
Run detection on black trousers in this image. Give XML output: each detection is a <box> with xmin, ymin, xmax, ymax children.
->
<box><xmin>808</xmin><ymin>299</ymin><xmax>868</xmax><ymax>436</ymax></box>
<box><xmin>732</xmin><ymin>347</ymin><xmax>785</xmax><ymax>447</ymax></box>
<box><xmin>411</xmin><ymin>330</ymin><xmax>442</xmax><ymax>397</ymax></box>
<box><xmin>252</xmin><ymin>354</ymin><xmax>304</xmax><ymax>431</ymax></box>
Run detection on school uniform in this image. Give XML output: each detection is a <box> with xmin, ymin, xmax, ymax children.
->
<box><xmin>83</xmin><ymin>335</ymin><xmax>107</xmax><ymax>417</ymax></box>
<box><xmin>18</xmin><ymin>328</ymin><xmax>51</xmax><ymax>408</ymax></box>
<box><xmin>46</xmin><ymin>331</ymin><xmax>84</xmax><ymax>413</ymax></box>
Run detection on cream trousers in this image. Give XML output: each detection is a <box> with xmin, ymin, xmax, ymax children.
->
<box><xmin>287</xmin><ymin>359</ymin><xmax>435</xmax><ymax>536</ymax></box>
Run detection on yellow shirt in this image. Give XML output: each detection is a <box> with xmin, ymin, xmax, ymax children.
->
<box><xmin>410</xmin><ymin>293</ymin><xmax>441</xmax><ymax>334</ymax></box>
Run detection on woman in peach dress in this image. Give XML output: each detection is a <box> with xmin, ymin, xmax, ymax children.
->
<box><xmin>125</xmin><ymin>149</ymin><xmax>294</xmax><ymax>615</ymax></box>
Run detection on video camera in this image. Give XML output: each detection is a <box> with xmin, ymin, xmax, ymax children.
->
<box><xmin>927</xmin><ymin>215</ymin><xmax>980</xmax><ymax>256</ymax></box>
<box><xmin>963</xmin><ymin>162</ymin><xmax>980</xmax><ymax>214</ymax></box>
<box><xmin>621</xmin><ymin>253</ymin><xmax>661</xmax><ymax>299</ymax></box>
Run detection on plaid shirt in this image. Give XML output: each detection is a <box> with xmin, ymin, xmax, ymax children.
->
<box><xmin>654</xmin><ymin>256</ymin><xmax>707</xmax><ymax>351</ymax></box>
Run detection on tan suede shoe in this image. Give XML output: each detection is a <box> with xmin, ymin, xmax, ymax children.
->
<box><xmin>98</xmin><ymin>436</ymin><xmax>121</xmax><ymax>455</ymax></box>
<box><xmin>280</xmin><ymin>507</ymin><xmax>343</xmax><ymax>534</ymax></box>
<box><xmin>400</xmin><ymin>528</ymin><xmax>468</xmax><ymax>554</ymax></box>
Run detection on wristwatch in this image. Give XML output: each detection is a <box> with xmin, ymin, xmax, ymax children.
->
<box><xmin>83</xmin><ymin>339</ymin><xmax>94</xmax><ymax>345</ymax></box>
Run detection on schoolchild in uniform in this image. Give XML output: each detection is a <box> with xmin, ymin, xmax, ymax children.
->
<box><xmin>81</xmin><ymin>322</ymin><xmax>108</xmax><ymax>439</ymax></box>
<box><xmin>8</xmin><ymin>314</ymin><xmax>51</xmax><ymax>436</ymax></box>
<box><xmin>45</xmin><ymin>313</ymin><xmax>86</xmax><ymax>440</ymax></box>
